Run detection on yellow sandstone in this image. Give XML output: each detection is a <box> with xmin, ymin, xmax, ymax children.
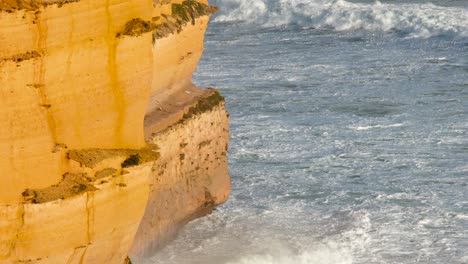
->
<box><xmin>0</xmin><ymin>0</ymin><xmax>230</xmax><ymax>263</ymax></box>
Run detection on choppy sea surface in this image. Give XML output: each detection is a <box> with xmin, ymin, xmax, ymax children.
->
<box><xmin>145</xmin><ymin>0</ymin><xmax>468</xmax><ymax>263</ymax></box>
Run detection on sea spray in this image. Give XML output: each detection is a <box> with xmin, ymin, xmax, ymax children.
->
<box><xmin>147</xmin><ymin>0</ymin><xmax>468</xmax><ymax>262</ymax></box>
<box><xmin>211</xmin><ymin>0</ymin><xmax>468</xmax><ymax>38</ymax></box>
<box><xmin>226</xmin><ymin>241</ymin><xmax>353</xmax><ymax>264</ymax></box>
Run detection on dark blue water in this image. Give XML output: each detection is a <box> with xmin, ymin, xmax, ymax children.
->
<box><xmin>147</xmin><ymin>1</ymin><xmax>468</xmax><ymax>263</ymax></box>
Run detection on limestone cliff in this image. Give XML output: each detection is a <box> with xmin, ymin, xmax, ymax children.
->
<box><xmin>0</xmin><ymin>0</ymin><xmax>230</xmax><ymax>263</ymax></box>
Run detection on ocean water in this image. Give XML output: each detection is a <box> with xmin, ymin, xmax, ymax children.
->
<box><xmin>145</xmin><ymin>0</ymin><xmax>468</xmax><ymax>263</ymax></box>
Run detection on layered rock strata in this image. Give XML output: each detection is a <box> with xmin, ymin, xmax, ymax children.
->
<box><xmin>0</xmin><ymin>0</ymin><xmax>230</xmax><ymax>263</ymax></box>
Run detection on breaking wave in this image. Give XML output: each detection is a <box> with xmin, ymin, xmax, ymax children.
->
<box><xmin>226</xmin><ymin>242</ymin><xmax>352</xmax><ymax>264</ymax></box>
<box><xmin>210</xmin><ymin>0</ymin><xmax>468</xmax><ymax>38</ymax></box>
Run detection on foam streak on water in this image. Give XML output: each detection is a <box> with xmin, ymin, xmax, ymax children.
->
<box><xmin>145</xmin><ymin>1</ymin><xmax>468</xmax><ymax>263</ymax></box>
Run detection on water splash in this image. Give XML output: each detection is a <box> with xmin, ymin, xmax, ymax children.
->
<box><xmin>226</xmin><ymin>241</ymin><xmax>353</xmax><ymax>264</ymax></box>
<box><xmin>211</xmin><ymin>0</ymin><xmax>468</xmax><ymax>38</ymax></box>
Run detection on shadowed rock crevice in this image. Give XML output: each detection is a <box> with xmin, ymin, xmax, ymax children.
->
<box><xmin>0</xmin><ymin>0</ymin><xmax>80</xmax><ymax>12</ymax></box>
<box><xmin>0</xmin><ymin>51</ymin><xmax>42</xmax><ymax>63</ymax></box>
<box><xmin>68</xmin><ymin>148</ymin><xmax>159</xmax><ymax>168</ymax></box>
<box><xmin>117</xmin><ymin>18</ymin><xmax>158</xmax><ymax>38</ymax></box>
<box><xmin>22</xmin><ymin>173</ymin><xmax>97</xmax><ymax>204</ymax></box>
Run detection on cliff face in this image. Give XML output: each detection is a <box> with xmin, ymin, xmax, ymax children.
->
<box><xmin>0</xmin><ymin>0</ymin><xmax>230</xmax><ymax>263</ymax></box>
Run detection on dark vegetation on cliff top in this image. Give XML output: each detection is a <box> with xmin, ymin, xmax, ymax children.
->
<box><xmin>117</xmin><ymin>0</ymin><xmax>218</xmax><ymax>39</ymax></box>
<box><xmin>181</xmin><ymin>90</ymin><xmax>225</xmax><ymax>122</ymax></box>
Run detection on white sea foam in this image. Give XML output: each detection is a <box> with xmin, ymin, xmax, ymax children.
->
<box><xmin>351</xmin><ymin>123</ymin><xmax>405</xmax><ymax>131</ymax></box>
<box><xmin>211</xmin><ymin>0</ymin><xmax>468</xmax><ymax>38</ymax></box>
<box><xmin>224</xmin><ymin>211</ymin><xmax>372</xmax><ymax>264</ymax></box>
<box><xmin>454</xmin><ymin>164</ymin><xmax>468</xmax><ymax>173</ymax></box>
<box><xmin>226</xmin><ymin>242</ymin><xmax>353</xmax><ymax>264</ymax></box>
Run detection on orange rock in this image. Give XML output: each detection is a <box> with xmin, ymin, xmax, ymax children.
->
<box><xmin>0</xmin><ymin>0</ymin><xmax>229</xmax><ymax>262</ymax></box>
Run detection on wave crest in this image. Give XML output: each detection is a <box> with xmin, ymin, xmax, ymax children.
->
<box><xmin>226</xmin><ymin>241</ymin><xmax>353</xmax><ymax>264</ymax></box>
<box><xmin>211</xmin><ymin>0</ymin><xmax>468</xmax><ymax>38</ymax></box>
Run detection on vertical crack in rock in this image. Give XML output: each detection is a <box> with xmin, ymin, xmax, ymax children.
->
<box><xmin>78</xmin><ymin>246</ymin><xmax>88</xmax><ymax>264</ymax></box>
<box><xmin>87</xmin><ymin>192</ymin><xmax>95</xmax><ymax>244</ymax></box>
<box><xmin>105</xmin><ymin>0</ymin><xmax>126</xmax><ymax>145</ymax></box>
<box><xmin>65</xmin><ymin>6</ymin><xmax>82</xmax><ymax>141</ymax></box>
<box><xmin>66</xmin><ymin>245</ymin><xmax>86</xmax><ymax>264</ymax></box>
<box><xmin>80</xmin><ymin>191</ymin><xmax>95</xmax><ymax>263</ymax></box>
<box><xmin>34</xmin><ymin>10</ymin><xmax>58</xmax><ymax>147</ymax></box>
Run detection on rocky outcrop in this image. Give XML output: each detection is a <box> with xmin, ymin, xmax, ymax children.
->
<box><xmin>132</xmin><ymin>91</ymin><xmax>230</xmax><ymax>257</ymax></box>
<box><xmin>0</xmin><ymin>0</ymin><xmax>230</xmax><ymax>263</ymax></box>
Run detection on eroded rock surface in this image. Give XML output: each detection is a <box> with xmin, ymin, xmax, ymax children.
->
<box><xmin>0</xmin><ymin>0</ymin><xmax>229</xmax><ymax>263</ymax></box>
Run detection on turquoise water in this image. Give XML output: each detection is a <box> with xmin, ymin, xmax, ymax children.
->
<box><xmin>146</xmin><ymin>1</ymin><xmax>468</xmax><ymax>263</ymax></box>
